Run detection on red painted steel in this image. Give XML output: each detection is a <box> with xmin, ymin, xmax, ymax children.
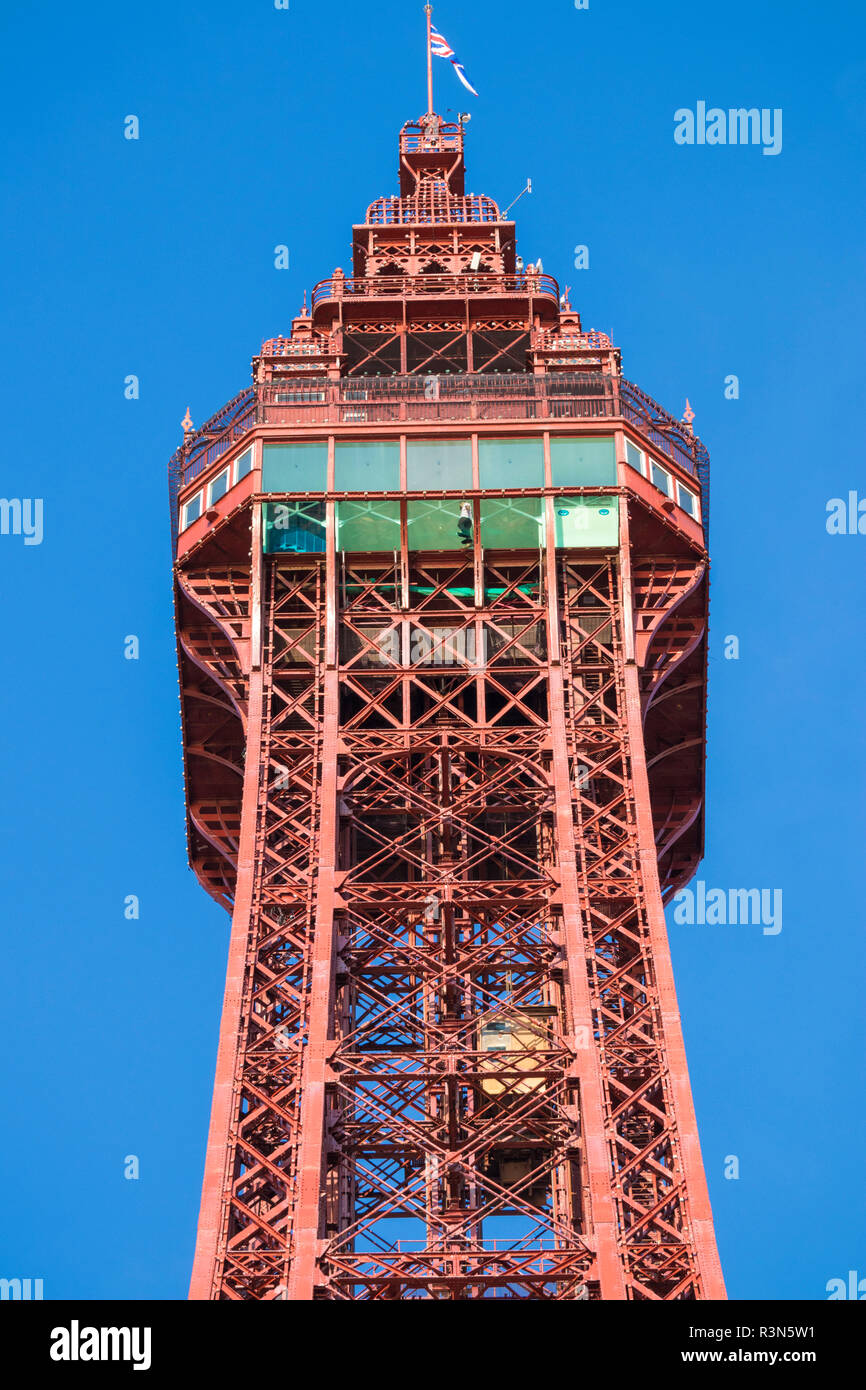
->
<box><xmin>174</xmin><ymin>113</ymin><xmax>724</xmax><ymax>1300</ymax></box>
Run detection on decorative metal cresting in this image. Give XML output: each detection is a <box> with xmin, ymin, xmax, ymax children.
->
<box><xmin>174</xmin><ymin>106</ymin><xmax>723</xmax><ymax>1299</ymax></box>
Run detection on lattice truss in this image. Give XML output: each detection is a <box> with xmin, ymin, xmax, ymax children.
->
<box><xmin>342</xmin><ymin>320</ymin><xmax>530</xmax><ymax>377</ymax></box>
<box><xmin>631</xmin><ymin>558</ymin><xmax>708</xmax><ymax>898</ymax></box>
<box><xmin>193</xmin><ymin>549</ymin><xmax>713</xmax><ymax>1301</ymax></box>
<box><xmin>175</xmin><ymin>567</ymin><xmax>251</xmax><ymax>909</ymax></box>
<box><xmin>202</xmin><ymin>564</ymin><xmax>327</xmax><ymax>1300</ymax></box>
<box><xmin>559</xmin><ymin>557</ymin><xmax>705</xmax><ymax>1299</ymax></box>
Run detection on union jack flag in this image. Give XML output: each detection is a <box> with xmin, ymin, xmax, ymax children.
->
<box><xmin>430</xmin><ymin>24</ymin><xmax>479</xmax><ymax>96</ymax></box>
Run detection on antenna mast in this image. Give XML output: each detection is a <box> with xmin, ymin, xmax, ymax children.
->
<box><xmin>426</xmin><ymin>4</ymin><xmax>434</xmax><ymax>115</ymax></box>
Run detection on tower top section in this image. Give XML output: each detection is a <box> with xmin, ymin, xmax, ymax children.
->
<box><xmin>398</xmin><ymin>112</ymin><xmax>466</xmax><ymax>196</ymax></box>
<box><xmin>253</xmin><ymin>110</ymin><xmax>609</xmax><ymax>378</ymax></box>
<box><xmin>361</xmin><ymin>112</ymin><xmax>506</xmax><ymax>256</ymax></box>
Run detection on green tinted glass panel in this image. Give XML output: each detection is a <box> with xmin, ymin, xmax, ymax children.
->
<box><xmin>553</xmin><ymin>496</ymin><xmax>618</xmax><ymax>548</ymax></box>
<box><xmin>480</xmin><ymin>494</ymin><xmax>542</xmax><ymax>547</ymax></box>
<box><xmin>480</xmin><ymin>497</ymin><xmax>544</xmax><ymax>549</ymax></box>
<box><xmin>406</xmin><ymin>439</ymin><xmax>472</xmax><ymax>491</ymax></box>
<box><xmin>262</xmin><ymin>442</ymin><xmax>327</xmax><ymax>493</ymax></box>
<box><xmin>337</xmin><ymin>499</ymin><xmax>401</xmax><ymax>552</ymax></box>
<box><xmin>335</xmin><ymin>441</ymin><xmax>400</xmax><ymax>491</ymax></box>
<box><xmin>263</xmin><ymin>501</ymin><xmax>326</xmax><ymax>554</ymax></box>
<box><xmin>407</xmin><ymin>499</ymin><xmax>468</xmax><ymax>550</ymax></box>
<box><xmin>478</xmin><ymin>438</ymin><xmax>544</xmax><ymax>488</ymax></box>
<box><xmin>550</xmin><ymin>436</ymin><xmax>616</xmax><ymax>487</ymax></box>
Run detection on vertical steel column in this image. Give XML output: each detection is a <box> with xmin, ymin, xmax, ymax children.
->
<box><xmin>287</xmin><ymin>503</ymin><xmax>341</xmax><ymax>1299</ymax></box>
<box><xmin>543</xmin><ymin>497</ymin><xmax>627</xmax><ymax>1299</ymax></box>
<box><xmin>618</xmin><ymin>501</ymin><xmax>726</xmax><ymax>1300</ymax></box>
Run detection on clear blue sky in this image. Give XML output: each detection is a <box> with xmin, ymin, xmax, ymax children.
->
<box><xmin>0</xmin><ymin>0</ymin><xmax>863</xmax><ymax>1300</ymax></box>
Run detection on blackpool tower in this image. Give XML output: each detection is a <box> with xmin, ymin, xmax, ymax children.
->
<box><xmin>171</xmin><ymin>109</ymin><xmax>725</xmax><ymax>1300</ymax></box>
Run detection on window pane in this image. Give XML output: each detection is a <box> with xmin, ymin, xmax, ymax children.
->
<box><xmin>677</xmin><ymin>483</ymin><xmax>698</xmax><ymax>518</ymax></box>
<box><xmin>478</xmin><ymin>437</ymin><xmax>544</xmax><ymax>488</ymax></box>
<box><xmin>336</xmin><ymin>499</ymin><xmax>401</xmax><ymax>552</ymax></box>
<box><xmin>650</xmin><ymin>461</ymin><xmax>671</xmax><ymax>495</ymax></box>
<box><xmin>209</xmin><ymin>470</ymin><xmax>230</xmax><ymax>504</ymax></box>
<box><xmin>182</xmin><ymin>493</ymin><xmax>202</xmax><ymax>529</ymax></box>
<box><xmin>335</xmin><ymin>441</ymin><xmax>400</xmax><ymax>491</ymax></box>
<box><xmin>406</xmin><ymin>439</ymin><xmax>472</xmax><ymax>490</ymax></box>
<box><xmin>553</xmin><ymin>497</ymin><xmax>618</xmax><ymax>548</ymax></box>
<box><xmin>625</xmin><ymin>439</ymin><xmax>644</xmax><ymax>473</ymax></box>
<box><xmin>550</xmin><ymin>436</ymin><xmax>616</xmax><ymax>487</ymax></box>
<box><xmin>480</xmin><ymin>496</ymin><xmax>544</xmax><ymax>548</ymax></box>
<box><xmin>263</xmin><ymin>501</ymin><xmax>326</xmax><ymax>553</ymax></box>
<box><xmin>262</xmin><ymin>442</ymin><xmax>327</xmax><ymax>492</ymax></box>
<box><xmin>407</xmin><ymin>498</ymin><xmax>469</xmax><ymax>550</ymax></box>
<box><xmin>235</xmin><ymin>446</ymin><xmax>253</xmax><ymax>481</ymax></box>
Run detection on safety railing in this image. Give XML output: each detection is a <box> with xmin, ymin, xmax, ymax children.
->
<box><xmin>399</xmin><ymin>119</ymin><xmax>463</xmax><ymax>153</ymax></box>
<box><xmin>255</xmin><ymin>372</ymin><xmax>618</xmax><ymax>430</ymax></box>
<box><xmin>168</xmin><ymin>387</ymin><xmax>255</xmax><ymax>550</ymax></box>
<box><xmin>311</xmin><ymin>272</ymin><xmax>560</xmax><ymax>311</ymax></box>
<box><xmin>366</xmin><ymin>193</ymin><xmax>501</xmax><ymax>225</ymax></box>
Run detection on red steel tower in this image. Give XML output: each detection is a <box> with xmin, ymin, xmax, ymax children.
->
<box><xmin>172</xmin><ymin>111</ymin><xmax>725</xmax><ymax>1301</ymax></box>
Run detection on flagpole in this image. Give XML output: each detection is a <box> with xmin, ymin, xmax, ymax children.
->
<box><xmin>425</xmin><ymin>4</ymin><xmax>434</xmax><ymax>114</ymax></box>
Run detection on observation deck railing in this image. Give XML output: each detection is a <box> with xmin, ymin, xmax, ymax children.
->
<box><xmin>311</xmin><ymin>272</ymin><xmax>560</xmax><ymax>311</ymax></box>
<box><xmin>257</xmin><ymin>371</ymin><xmax>620</xmax><ymax>430</ymax></box>
<box><xmin>399</xmin><ymin>120</ymin><xmax>462</xmax><ymax>153</ymax></box>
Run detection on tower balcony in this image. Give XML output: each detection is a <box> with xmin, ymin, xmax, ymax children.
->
<box><xmin>398</xmin><ymin>116</ymin><xmax>466</xmax><ymax>196</ymax></box>
<box><xmin>365</xmin><ymin>192</ymin><xmax>502</xmax><ymax>226</ymax></box>
<box><xmin>400</xmin><ymin>116</ymin><xmax>463</xmax><ymax>154</ymax></box>
<box><xmin>311</xmin><ymin>271</ymin><xmax>560</xmax><ymax>325</ymax></box>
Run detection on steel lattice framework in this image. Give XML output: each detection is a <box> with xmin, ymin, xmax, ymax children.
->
<box><xmin>174</xmin><ymin>112</ymin><xmax>725</xmax><ymax>1300</ymax></box>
